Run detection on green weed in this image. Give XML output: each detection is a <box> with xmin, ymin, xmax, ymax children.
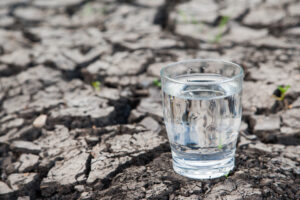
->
<box><xmin>225</xmin><ymin>171</ymin><xmax>230</xmax><ymax>178</ymax></box>
<box><xmin>179</xmin><ymin>10</ymin><xmax>188</xmax><ymax>23</ymax></box>
<box><xmin>83</xmin><ymin>4</ymin><xmax>93</xmax><ymax>15</ymax></box>
<box><xmin>278</xmin><ymin>85</ymin><xmax>290</xmax><ymax>100</ymax></box>
<box><xmin>153</xmin><ymin>79</ymin><xmax>161</xmax><ymax>88</ymax></box>
<box><xmin>273</xmin><ymin>85</ymin><xmax>290</xmax><ymax>101</ymax></box>
<box><xmin>213</xmin><ymin>16</ymin><xmax>230</xmax><ymax>43</ymax></box>
<box><xmin>92</xmin><ymin>81</ymin><xmax>101</xmax><ymax>91</ymax></box>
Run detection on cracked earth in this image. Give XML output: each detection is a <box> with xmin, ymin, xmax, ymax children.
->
<box><xmin>0</xmin><ymin>0</ymin><xmax>300</xmax><ymax>199</ymax></box>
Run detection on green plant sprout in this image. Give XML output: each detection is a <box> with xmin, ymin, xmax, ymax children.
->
<box><xmin>153</xmin><ymin>79</ymin><xmax>161</xmax><ymax>88</ymax></box>
<box><xmin>179</xmin><ymin>10</ymin><xmax>188</xmax><ymax>23</ymax></box>
<box><xmin>213</xmin><ymin>16</ymin><xmax>230</xmax><ymax>43</ymax></box>
<box><xmin>218</xmin><ymin>137</ymin><xmax>223</xmax><ymax>150</ymax></box>
<box><xmin>225</xmin><ymin>171</ymin><xmax>230</xmax><ymax>178</ymax></box>
<box><xmin>277</xmin><ymin>85</ymin><xmax>290</xmax><ymax>101</ymax></box>
<box><xmin>83</xmin><ymin>4</ymin><xmax>93</xmax><ymax>15</ymax></box>
<box><xmin>178</xmin><ymin>10</ymin><xmax>203</xmax><ymax>33</ymax></box>
<box><xmin>83</xmin><ymin>4</ymin><xmax>108</xmax><ymax>16</ymax></box>
<box><xmin>219</xmin><ymin>16</ymin><xmax>230</xmax><ymax>28</ymax></box>
<box><xmin>92</xmin><ymin>81</ymin><xmax>101</xmax><ymax>91</ymax></box>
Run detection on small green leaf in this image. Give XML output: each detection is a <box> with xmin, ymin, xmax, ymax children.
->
<box><xmin>217</xmin><ymin>144</ymin><xmax>223</xmax><ymax>150</ymax></box>
<box><xmin>213</xmin><ymin>33</ymin><xmax>222</xmax><ymax>43</ymax></box>
<box><xmin>212</xmin><ymin>16</ymin><xmax>230</xmax><ymax>43</ymax></box>
<box><xmin>278</xmin><ymin>85</ymin><xmax>290</xmax><ymax>94</ymax></box>
<box><xmin>83</xmin><ymin>4</ymin><xmax>93</xmax><ymax>15</ymax></box>
<box><xmin>153</xmin><ymin>79</ymin><xmax>161</xmax><ymax>88</ymax></box>
<box><xmin>219</xmin><ymin>16</ymin><xmax>230</xmax><ymax>28</ymax></box>
<box><xmin>277</xmin><ymin>85</ymin><xmax>291</xmax><ymax>101</ymax></box>
<box><xmin>179</xmin><ymin>10</ymin><xmax>188</xmax><ymax>23</ymax></box>
<box><xmin>225</xmin><ymin>171</ymin><xmax>230</xmax><ymax>178</ymax></box>
<box><xmin>92</xmin><ymin>81</ymin><xmax>101</xmax><ymax>91</ymax></box>
<box><xmin>278</xmin><ymin>86</ymin><xmax>284</xmax><ymax>93</ymax></box>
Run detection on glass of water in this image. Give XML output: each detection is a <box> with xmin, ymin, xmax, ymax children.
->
<box><xmin>160</xmin><ymin>59</ymin><xmax>243</xmax><ymax>179</ymax></box>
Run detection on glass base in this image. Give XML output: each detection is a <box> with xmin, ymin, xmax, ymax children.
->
<box><xmin>172</xmin><ymin>156</ymin><xmax>234</xmax><ymax>180</ymax></box>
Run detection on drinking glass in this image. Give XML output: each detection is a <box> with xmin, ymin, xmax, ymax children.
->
<box><xmin>160</xmin><ymin>59</ymin><xmax>243</xmax><ymax>179</ymax></box>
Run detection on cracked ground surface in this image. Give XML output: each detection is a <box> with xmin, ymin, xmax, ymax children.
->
<box><xmin>0</xmin><ymin>0</ymin><xmax>300</xmax><ymax>199</ymax></box>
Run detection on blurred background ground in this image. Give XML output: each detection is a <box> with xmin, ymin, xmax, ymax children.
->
<box><xmin>0</xmin><ymin>0</ymin><xmax>300</xmax><ymax>199</ymax></box>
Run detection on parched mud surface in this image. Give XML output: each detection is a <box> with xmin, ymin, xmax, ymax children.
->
<box><xmin>0</xmin><ymin>0</ymin><xmax>300</xmax><ymax>199</ymax></box>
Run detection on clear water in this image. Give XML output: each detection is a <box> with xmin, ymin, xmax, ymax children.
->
<box><xmin>162</xmin><ymin>74</ymin><xmax>242</xmax><ymax>179</ymax></box>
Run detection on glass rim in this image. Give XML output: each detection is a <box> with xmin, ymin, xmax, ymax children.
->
<box><xmin>160</xmin><ymin>59</ymin><xmax>244</xmax><ymax>85</ymax></box>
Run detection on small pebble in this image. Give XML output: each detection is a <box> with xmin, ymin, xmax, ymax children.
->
<box><xmin>33</xmin><ymin>114</ymin><xmax>47</xmax><ymax>128</ymax></box>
